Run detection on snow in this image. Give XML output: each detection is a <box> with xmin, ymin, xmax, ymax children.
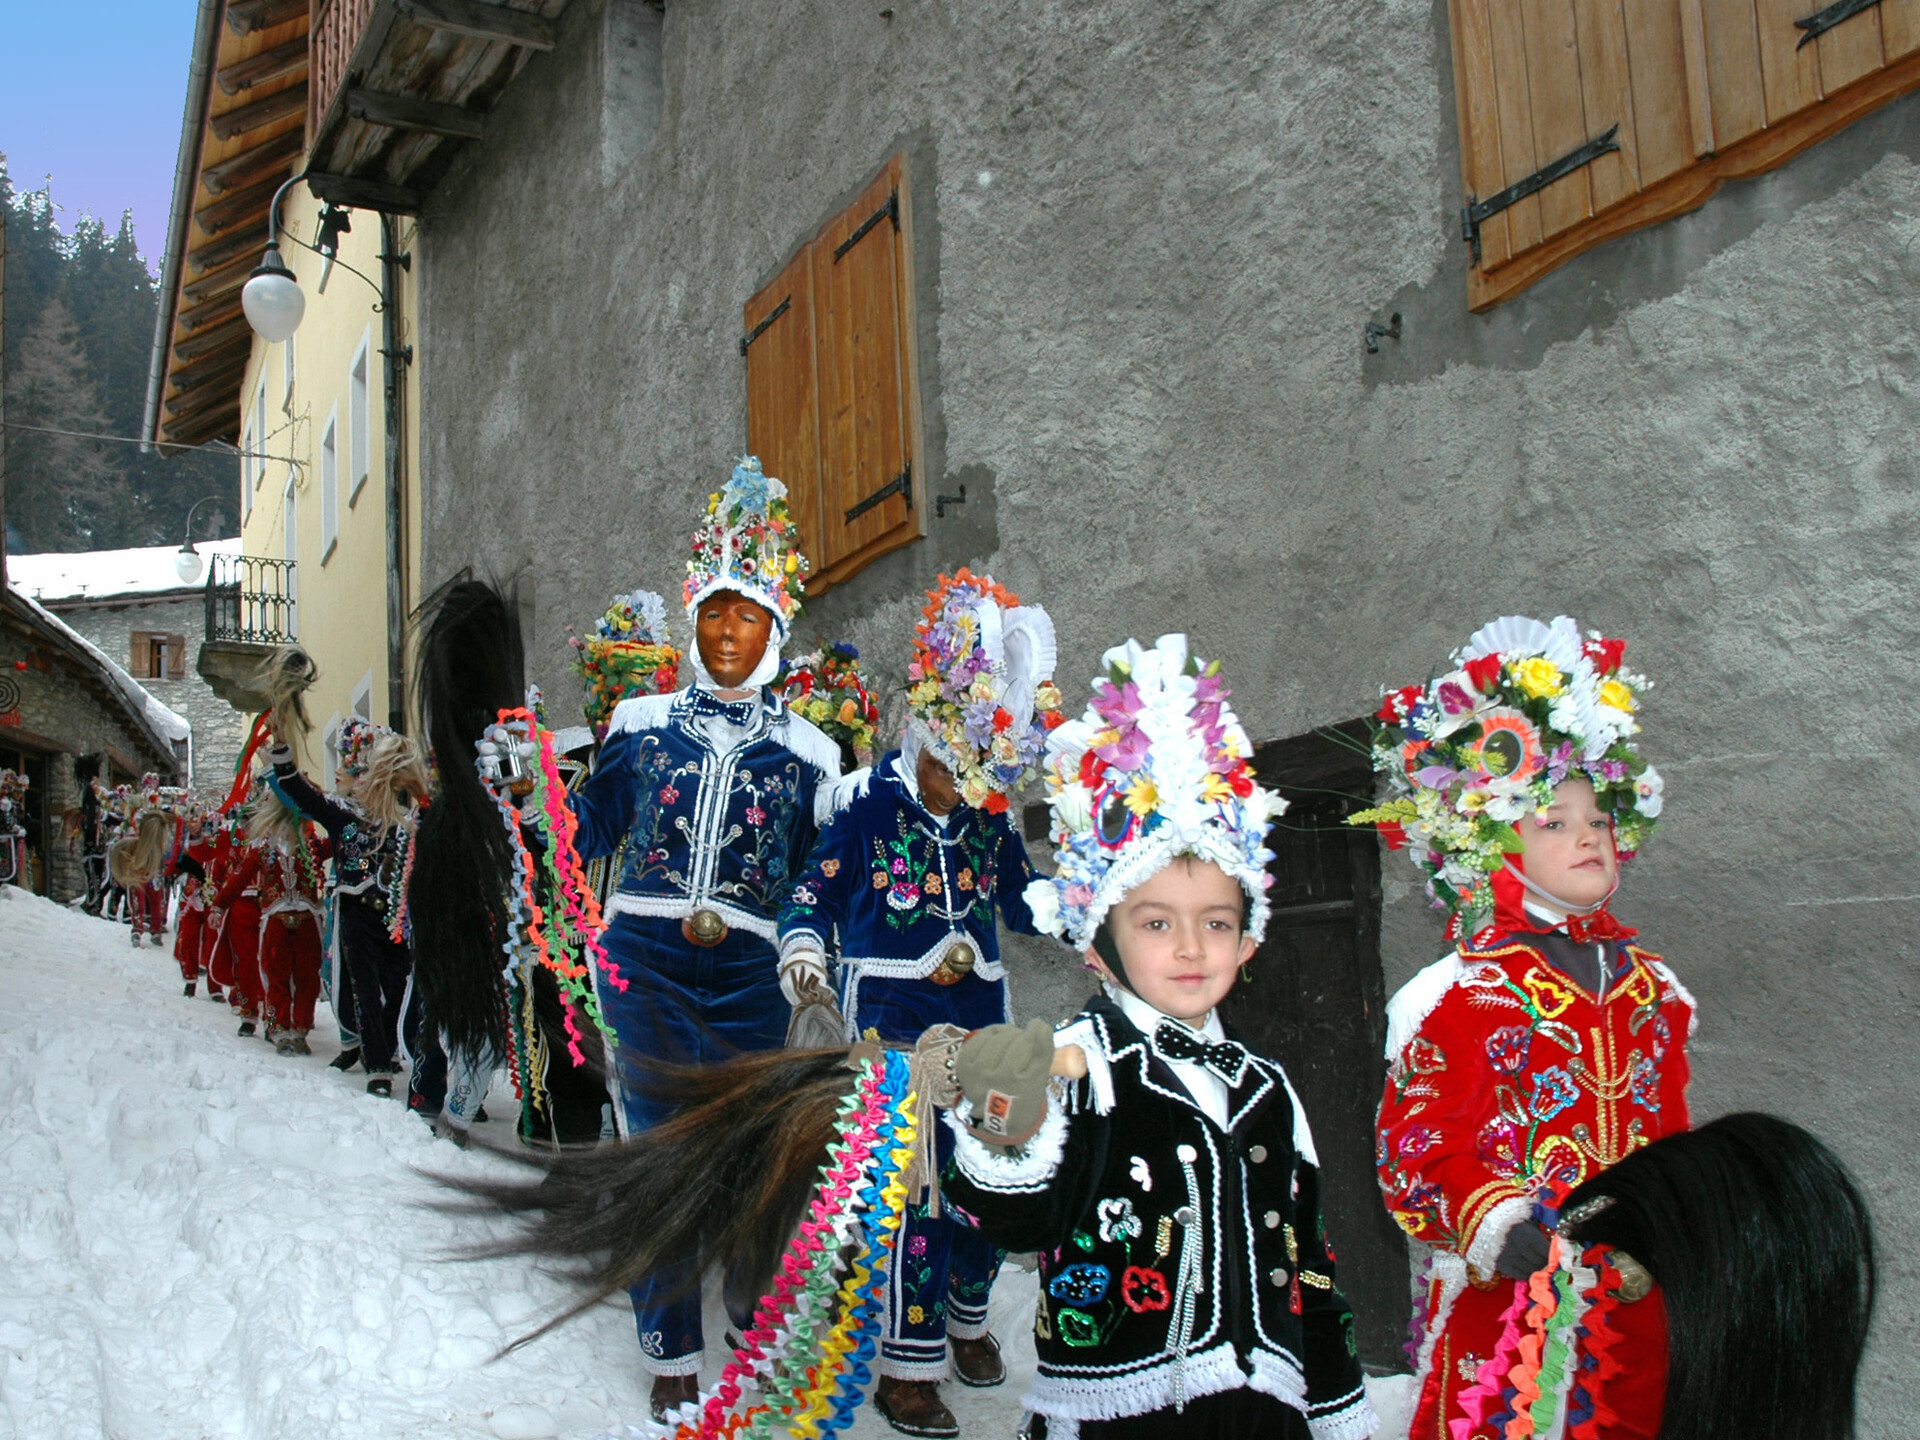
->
<box><xmin>6</xmin><ymin>583</ymin><xmax>192</xmax><ymax>749</ymax></box>
<box><xmin>7</xmin><ymin>538</ymin><xmax>243</xmax><ymax>603</ymax></box>
<box><xmin>0</xmin><ymin>887</ymin><xmax>1416</xmax><ymax>1440</ymax></box>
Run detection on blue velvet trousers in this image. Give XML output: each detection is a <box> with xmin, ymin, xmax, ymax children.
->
<box><xmin>598</xmin><ymin>911</ymin><xmax>789</xmax><ymax>1375</ymax></box>
<box><xmin>845</xmin><ymin>969</ymin><xmax>1011</xmax><ymax>1379</ymax></box>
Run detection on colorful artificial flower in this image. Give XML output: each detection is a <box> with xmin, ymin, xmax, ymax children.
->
<box><xmin>1024</xmin><ymin>634</ymin><xmax>1281</xmax><ymax>951</ymax></box>
<box><xmin>1350</xmin><ymin>614</ymin><xmax>1662</xmax><ymax>939</ymax></box>
<box><xmin>568</xmin><ymin>589</ymin><xmax>681</xmax><ymax>733</ymax></box>
<box><xmin>682</xmin><ymin>456</ymin><xmax>809</xmax><ymax>637</ymax></box>
<box><xmin>907</xmin><ymin>569</ymin><xmax>1061</xmax><ymax>814</ymax></box>
<box><xmin>776</xmin><ymin>641</ymin><xmax>882</xmax><ymax>766</ymax></box>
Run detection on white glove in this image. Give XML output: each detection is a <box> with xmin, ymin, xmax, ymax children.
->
<box><xmin>779</xmin><ymin>952</ymin><xmax>830</xmax><ymax>1007</ymax></box>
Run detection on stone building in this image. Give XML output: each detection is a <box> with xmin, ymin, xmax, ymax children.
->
<box><xmin>9</xmin><ymin>541</ymin><xmax>249</xmax><ymax>796</ymax></box>
<box><xmin>393</xmin><ymin>1</ymin><xmax>1912</xmax><ymax>1414</ymax></box>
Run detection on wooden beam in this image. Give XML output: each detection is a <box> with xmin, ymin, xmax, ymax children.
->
<box><xmin>163</xmin><ymin>408</ymin><xmax>240</xmax><ymax>447</ymax></box>
<box><xmin>194</xmin><ymin>173</ymin><xmax>287</xmax><ymax>239</ymax></box>
<box><xmin>174</xmin><ymin>314</ymin><xmax>253</xmax><ymax>362</ymax></box>
<box><xmin>393</xmin><ymin>0</ymin><xmax>557</xmax><ymax>51</ymax></box>
<box><xmin>203</xmin><ymin>127</ymin><xmax>305</xmax><ymax>195</ymax></box>
<box><xmin>178</xmin><ymin>293</ymin><xmax>246</xmax><ymax>334</ymax></box>
<box><xmin>306</xmin><ymin>171</ymin><xmax>425</xmax><ymax>215</ymax></box>
<box><xmin>166</xmin><ymin>371</ymin><xmax>247</xmax><ymax>420</ymax></box>
<box><xmin>217</xmin><ymin>35</ymin><xmax>309</xmax><ymax>95</ymax></box>
<box><xmin>227</xmin><ymin>0</ymin><xmax>308</xmax><ymax>36</ymax></box>
<box><xmin>188</xmin><ymin>228</ymin><xmax>265</xmax><ymax>275</ymax></box>
<box><xmin>210</xmin><ymin>82</ymin><xmax>308</xmax><ymax>141</ymax></box>
<box><xmin>182</xmin><ymin>251</ymin><xmax>257</xmax><ymax>305</ymax></box>
<box><xmin>171</xmin><ymin>347</ymin><xmax>252</xmax><ymax>391</ymax></box>
<box><xmin>344</xmin><ymin>86</ymin><xmax>487</xmax><ymax>140</ymax></box>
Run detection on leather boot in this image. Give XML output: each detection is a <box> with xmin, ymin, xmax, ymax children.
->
<box><xmin>873</xmin><ymin>1377</ymin><xmax>960</xmax><ymax>1438</ymax></box>
<box><xmin>650</xmin><ymin>1373</ymin><xmax>699</xmax><ymax>1423</ymax></box>
<box><xmin>951</xmin><ymin>1332</ymin><xmax>1006</xmax><ymax>1387</ymax></box>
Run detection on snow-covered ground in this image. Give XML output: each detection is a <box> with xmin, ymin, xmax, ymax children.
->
<box><xmin>0</xmin><ymin>888</ymin><xmax>1413</xmax><ymax>1439</ymax></box>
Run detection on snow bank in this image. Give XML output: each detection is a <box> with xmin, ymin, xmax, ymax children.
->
<box><xmin>7</xmin><ymin>584</ymin><xmax>192</xmax><ymax>749</ymax></box>
<box><xmin>0</xmin><ymin>887</ymin><xmax>1416</xmax><ymax>1439</ymax></box>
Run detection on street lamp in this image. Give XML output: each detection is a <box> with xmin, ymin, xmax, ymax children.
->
<box><xmin>174</xmin><ymin>496</ymin><xmax>224</xmax><ymax>585</ymax></box>
<box><xmin>241</xmin><ymin>173</ymin><xmax>311</xmax><ymax>343</ymax></box>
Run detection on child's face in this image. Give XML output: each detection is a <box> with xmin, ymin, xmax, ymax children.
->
<box><xmin>1519</xmin><ymin>777</ymin><xmax>1618</xmax><ymax>908</ymax></box>
<box><xmin>1087</xmin><ymin>857</ymin><xmax>1256</xmax><ymax>1025</ymax></box>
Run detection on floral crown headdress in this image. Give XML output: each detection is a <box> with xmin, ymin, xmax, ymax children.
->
<box><xmin>337</xmin><ymin>716</ymin><xmax>395</xmax><ymax>777</ymax></box>
<box><xmin>1350</xmin><ymin>614</ymin><xmax>1663</xmax><ymax>939</ymax></box>
<box><xmin>906</xmin><ymin>569</ymin><xmax>1064</xmax><ymax>814</ymax></box>
<box><xmin>682</xmin><ymin>457</ymin><xmax>807</xmax><ymax>641</ymax></box>
<box><xmin>778</xmin><ymin>642</ymin><xmax>881</xmax><ymax>768</ymax></box>
<box><xmin>1024</xmin><ymin>634</ymin><xmax>1282</xmax><ymax>951</ymax></box>
<box><xmin>570</xmin><ymin>589</ymin><xmax>681</xmax><ymax>731</ymax></box>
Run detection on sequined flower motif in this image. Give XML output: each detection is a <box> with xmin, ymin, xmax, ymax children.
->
<box><xmin>1527</xmin><ymin>1066</ymin><xmax>1578</xmax><ymax>1122</ymax></box>
<box><xmin>1484</xmin><ymin>1024</ymin><xmax>1532</xmax><ymax>1076</ymax></box>
<box><xmin>1120</xmin><ymin>1266</ymin><xmax>1171</xmax><ymax>1314</ymax></box>
<box><xmin>1047</xmin><ymin>1263</ymin><xmax>1111</xmax><ymax>1306</ymax></box>
<box><xmin>1096</xmin><ymin>1197</ymin><xmax>1142</xmax><ymax>1245</ymax></box>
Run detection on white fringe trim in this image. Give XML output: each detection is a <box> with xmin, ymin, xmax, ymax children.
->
<box><xmin>840</xmin><ymin>933</ymin><xmax>1007</xmax><ymax>982</ymax></box>
<box><xmin>1384</xmin><ymin>952</ymin><xmax>1466</xmax><ymax>1060</ymax></box>
<box><xmin>816</xmin><ymin>765</ymin><xmax>874</xmax><ymax>820</ymax></box>
<box><xmin>774</xmin><ymin>708</ymin><xmax>843</xmax><ymax>779</ymax></box>
<box><xmin>945</xmin><ymin>1092</ymin><xmax>1070</xmax><ymax>1193</ymax></box>
<box><xmin>1410</xmin><ymin>1249</ymin><xmax>1467</xmax><ymax>1390</ymax></box>
<box><xmin>1055</xmin><ymin>1015</ymin><xmax>1114</xmax><ymax>1116</ymax></box>
<box><xmin>1646</xmin><ymin>958</ymin><xmax>1699</xmax><ymax>1037</ymax></box>
<box><xmin>1273</xmin><ymin>1065</ymin><xmax>1321</xmax><ymax>1169</ymax></box>
<box><xmin>606</xmin><ymin>693</ymin><xmax>676</xmax><ymax>737</ymax></box>
<box><xmin>1464</xmin><ymin>1194</ymin><xmax>1535</xmax><ymax>1279</ymax></box>
<box><xmin>602</xmin><ymin>893</ymin><xmax>776</xmax><ymax>942</ymax></box>
<box><xmin>1026</xmin><ymin>1341</ymin><xmax>1246</xmax><ymax>1421</ymax></box>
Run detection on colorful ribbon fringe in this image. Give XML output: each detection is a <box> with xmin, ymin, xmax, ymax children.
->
<box><xmin>1450</xmin><ymin>1236</ymin><xmax>1611</xmax><ymax>1440</ymax></box>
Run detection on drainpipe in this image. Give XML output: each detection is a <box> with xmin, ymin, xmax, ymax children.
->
<box><xmin>380</xmin><ymin>214</ymin><xmax>412</xmax><ymax>733</ymax></box>
<box><xmin>142</xmin><ymin>0</ymin><xmax>224</xmax><ymax>453</ymax></box>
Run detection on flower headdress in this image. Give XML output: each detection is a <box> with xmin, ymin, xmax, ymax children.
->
<box><xmin>1350</xmin><ymin>614</ymin><xmax>1663</xmax><ymax>939</ymax></box>
<box><xmin>682</xmin><ymin>457</ymin><xmax>807</xmax><ymax>641</ymax></box>
<box><xmin>778</xmin><ymin>642</ymin><xmax>881</xmax><ymax>768</ymax></box>
<box><xmin>570</xmin><ymin>589</ymin><xmax>681</xmax><ymax>731</ymax></box>
<box><xmin>906</xmin><ymin>569</ymin><xmax>1063</xmax><ymax>813</ymax></box>
<box><xmin>1024</xmin><ymin>634</ymin><xmax>1281</xmax><ymax>950</ymax></box>
<box><xmin>336</xmin><ymin>715</ymin><xmax>393</xmax><ymax>777</ymax></box>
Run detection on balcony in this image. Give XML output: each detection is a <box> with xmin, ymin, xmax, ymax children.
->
<box><xmin>305</xmin><ymin>0</ymin><xmax>566</xmax><ymax>214</ymax></box>
<box><xmin>197</xmin><ymin>553</ymin><xmax>298</xmax><ymax>712</ymax></box>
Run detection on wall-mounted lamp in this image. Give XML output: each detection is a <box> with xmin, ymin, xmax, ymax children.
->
<box><xmin>173</xmin><ymin>495</ymin><xmax>224</xmax><ymax>584</ymax></box>
<box><xmin>241</xmin><ymin>173</ymin><xmax>312</xmax><ymax>343</ymax></box>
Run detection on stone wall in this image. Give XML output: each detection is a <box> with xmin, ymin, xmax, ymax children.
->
<box><xmin>44</xmin><ymin>592</ymin><xmax>248</xmax><ymax>797</ymax></box>
<box><xmin>416</xmin><ymin>1</ymin><xmax>1920</xmax><ymax>1418</ymax></box>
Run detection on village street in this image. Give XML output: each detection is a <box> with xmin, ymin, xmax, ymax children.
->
<box><xmin>3</xmin><ymin>887</ymin><xmax>1422</xmax><ymax>1440</ymax></box>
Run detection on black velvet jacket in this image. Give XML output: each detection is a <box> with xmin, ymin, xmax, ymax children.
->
<box><xmin>941</xmin><ymin>993</ymin><xmax>1373</xmax><ymax>1436</ymax></box>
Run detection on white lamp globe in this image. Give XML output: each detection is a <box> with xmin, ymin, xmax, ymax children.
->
<box><xmin>241</xmin><ymin>243</ymin><xmax>305</xmax><ymax>342</ymax></box>
<box><xmin>174</xmin><ymin>544</ymin><xmax>203</xmax><ymax>584</ymax></box>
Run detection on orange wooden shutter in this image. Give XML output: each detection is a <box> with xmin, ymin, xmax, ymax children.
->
<box><xmin>1452</xmin><ymin>0</ymin><xmax>1920</xmax><ymax>309</ymax></box>
<box><xmin>741</xmin><ymin>154</ymin><xmax>923</xmax><ymax>598</ymax></box>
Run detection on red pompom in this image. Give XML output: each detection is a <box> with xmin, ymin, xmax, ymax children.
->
<box><xmin>983</xmin><ymin>791</ymin><xmax>1009</xmax><ymax>815</ymax></box>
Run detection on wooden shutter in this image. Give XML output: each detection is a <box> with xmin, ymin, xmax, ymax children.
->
<box><xmin>1452</xmin><ymin>0</ymin><xmax>1920</xmax><ymax>309</ymax></box>
<box><xmin>166</xmin><ymin>634</ymin><xmax>189</xmax><ymax>680</ymax></box>
<box><xmin>742</xmin><ymin>154</ymin><xmax>924</xmax><ymax>597</ymax></box>
<box><xmin>128</xmin><ymin>632</ymin><xmax>154</xmax><ymax>680</ymax></box>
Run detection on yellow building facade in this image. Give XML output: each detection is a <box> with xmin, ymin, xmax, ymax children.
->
<box><xmin>234</xmin><ymin>193</ymin><xmax>423</xmax><ymax>785</ymax></box>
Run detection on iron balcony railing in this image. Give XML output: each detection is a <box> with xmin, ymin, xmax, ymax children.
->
<box><xmin>205</xmin><ymin>553</ymin><xmax>297</xmax><ymax>644</ymax></box>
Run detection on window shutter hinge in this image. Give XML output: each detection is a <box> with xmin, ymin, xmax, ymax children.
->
<box><xmin>844</xmin><ymin>462</ymin><xmax>912</xmax><ymax>523</ymax></box>
<box><xmin>1461</xmin><ymin>125</ymin><xmax>1620</xmax><ymax>260</ymax></box>
<box><xmin>832</xmin><ymin>190</ymin><xmax>900</xmax><ymax>263</ymax></box>
<box><xmin>739</xmin><ymin>295</ymin><xmax>792</xmax><ymax>356</ymax></box>
<box><xmin>1796</xmin><ymin>0</ymin><xmax>1884</xmax><ymax>48</ymax></box>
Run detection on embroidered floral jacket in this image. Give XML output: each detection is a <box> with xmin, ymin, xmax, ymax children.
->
<box><xmin>269</xmin><ymin>759</ymin><xmax>411</xmax><ymax>922</ymax></box>
<box><xmin>568</xmin><ymin>689</ymin><xmax>841</xmax><ymax>942</ymax></box>
<box><xmin>775</xmin><ymin>753</ymin><xmax>1038</xmax><ymax>980</ymax></box>
<box><xmin>941</xmin><ymin>993</ymin><xmax>1374</xmax><ymax>1439</ymax></box>
<box><xmin>1375</xmin><ymin>935</ymin><xmax>1695</xmax><ymax>1277</ymax></box>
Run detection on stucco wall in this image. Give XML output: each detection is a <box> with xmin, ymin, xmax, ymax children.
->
<box><xmin>417</xmin><ymin>0</ymin><xmax>1919</xmax><ymax>1416</ymax></box>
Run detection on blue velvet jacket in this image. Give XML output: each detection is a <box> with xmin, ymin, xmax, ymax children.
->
<box><xmin>568</xmin><ymin>688</ymin><xmax>841</xmax><ymax>942</ymax></box>
<box><xmin>776</xmin><ymin>753</ymin><xmax>1039</xmax><ymax>980</ymax></box>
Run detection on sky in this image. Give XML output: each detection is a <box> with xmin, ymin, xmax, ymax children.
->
<box><xmin>0</xmin><ymin>2</ymin><xmax>205</xmax><ymax>275</ymax></box>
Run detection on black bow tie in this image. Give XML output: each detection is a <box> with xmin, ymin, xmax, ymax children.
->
<box><xmin>685</xmin><ymin>688</ymin><xmax>761</xmax><ymax>727</ymax></box>
<box><xmin>1151</xmin><ymin>1022</ymin><xmax>1251</xmax><ymax>1086</ymax></box>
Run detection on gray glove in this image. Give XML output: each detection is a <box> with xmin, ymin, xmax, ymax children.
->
<box><xmin>954</xmin><ymin>1019</ymin><xmax>1055</xmax><ymax>1148</ymax></box>
<box><xmin>1494</xmin><ymin>1219</ymin><xmax>1554</xmax><ymax>1281</ymax></box>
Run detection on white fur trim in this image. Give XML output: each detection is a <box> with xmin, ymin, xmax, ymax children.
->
<box><xmin>1072</xmin><ymin>825</ymin><xmax>1272</xmax><ymax>951</ymax></box>
<box><xmin>606</xmin><ymin>692</ymin><xmax>676</xmax><ymax>737</ymax></box>
<box><xmin>1647</xmin><ymin>958</ymin><xmax>1699</xmax><ymax>1036</ymax></box>
<box><xmin>945</xmin><ymin>1092</ymin><xmax>1070</xmax><ymax>1192</ymax></box>
<box><xmin>1464</xmin><ymin>1194</ymin><xmax>1535</xmax><ymax>1278</ymax></box>
<box><xmin>1384</xmin><ymin>953</ymin><xmax>1467</xmax><ymax>1060</ymax></box>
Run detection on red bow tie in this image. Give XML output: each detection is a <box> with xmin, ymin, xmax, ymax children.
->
<box><xmin>1564</xmin><ymin>909</ymin><xmax>1638</xmax><ymax>945</ymax></box>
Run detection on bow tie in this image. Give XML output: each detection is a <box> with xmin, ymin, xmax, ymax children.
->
<box><xmin>685</xmin><ymin>688</ymin><xmax>761</xmax><ymax>727</ymax></box>
<box><xmin>1151</xmin><ymin>1021</ymin><xmax>1251</xmax><ymax>1086</ymax></box>
<box><xmin>1563</xmin><ymin>909</ymin><xmax>1638</xmax><ymax>945</ymax></box>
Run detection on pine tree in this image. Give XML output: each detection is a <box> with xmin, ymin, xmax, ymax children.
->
<box><xmin>6</xmin><ymin>295</ymin><xmax>133</xmax><ymax>549</ymax></box>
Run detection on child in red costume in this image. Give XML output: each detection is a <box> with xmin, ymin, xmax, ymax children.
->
<box><xmin>210</xmin><ymin>799</ymin><xmax>269</xmax><ymax>1037</ymax></box>
<box><xmin>246</xmin><ymin>783</ymin><xmax>330</xmax><ymax>1055</ymax></box>
<box><xmin>171</xmin><ymin>811</ymin><xmax>214</xmax><ymax>995</ymax></box>
<box><xmin>1354</xmin><ymin>615</ymin><xmax>1691</xmax><ymax>1440</ymax></box>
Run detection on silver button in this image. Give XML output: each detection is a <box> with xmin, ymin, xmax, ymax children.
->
<box><xmin>1269</xmin><ymin>1267</ymin><xmax>1289</xmax><ymax>1287</ymax></box>
<box><xmin>1248</xmin><ymin>1144</ymin><xmax>1269</xmax><ymax>1164</ymax></box>
<box><xmin>1173</xmin><ymin>1205</ymin><xmax>1198</xmax><ymax>1227</ymax></box>
<box><xmin>1263</xmin><ymin>1210</ymin><xmax>1281</xmax><ymax>1229</ymax></box>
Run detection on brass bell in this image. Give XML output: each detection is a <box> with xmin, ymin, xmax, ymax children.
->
<box><xmin>946</xmin><ymin>941</ymin><xmax>977</xmax><ymax>975</ymax></box>
<box><xmin>688</xmin><ymin>909</ymin><xmax>727</xmax><ymax>944</ymax></box>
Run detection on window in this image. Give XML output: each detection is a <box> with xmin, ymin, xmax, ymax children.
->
<box><xmin>740</xmin><ymin>153</ymin><xmax>924</xmax><ymax>596</ymax></box>
<box><xmin>283</xmin><ymin>475</ymin><xmax>299</xmax><ymax>639</ymax></box>
<box><xmin>282</xmin><ymin>334</ymin><xmax>296</xmax><ymax>413</ymax></box>
<box><xmin>320</xmin><ymin>404</ymin><xmax>340</xmax><ymax>564</ymax></box>
<box><xmin>349</xmin><ymin>328</ymin><xmax>372</xmax><ymax>504</ymax></box>
<box><xmin>128</xmin><ymin>633</ymin><xmax>187</xmax><ymax>681</ymax></box>
<box><xmin>321</xmin><ymin>712</ymin><xmax>341</xmax><ymax>790</ymax></box>
<box><xmin>351</xmin><ymin>671</ymin><xmax>374</xmax><ymax>723</ymax></box>
<box><xmin>240</xmin><ymin>416</ymin><xmax>254</xmax><ymax>522</ymax></box>
<box><xmin>1449</xmin><ymin>0</ymin><xmax>1920</xmax><ymax>309</ymax></box>
<box><xmin>255</xmin><ymin>374</ymin><xmax>269</xmax><ymax>467</ymax></box>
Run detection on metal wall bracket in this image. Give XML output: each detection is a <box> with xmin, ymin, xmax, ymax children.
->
<box><xmin>935</xmin><ymin>485</ymin><xmax>967</xmax><ymax>518</ymax></box>
<box><xmin>738</xmin><ymin>295</ymin><xmax>791</xmax><ymax>356</ymax></box>
<box><xmin>1797</xmin><ymin>0</ymin><xmax>1883</xmax><ymax>47</ymax></box>
<box><xmin>844</xmin><ymin>463</ymin><xmax>912</xmax><ymax>523</ymax></box>
<box><xmin>833</xmin><ymin>191</ymin><xmax>900</xmax><ymax>262</ymax></box>
<box><xmin>1461</xmin><ymin>125</ymin><xmax>1620</xmax><ymax>259</ymax></box>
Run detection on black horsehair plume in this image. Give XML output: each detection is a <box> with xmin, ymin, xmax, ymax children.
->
<box><xmin>1561</xmin><ymin>1111</ymin><xmax>1875</xmax><ymax>1440</ymax></box>
<box><xmin>438</xmin><ymin>1045</ymin><xmax>862</xmax><ymax>1351</ymax></box>
<box><xmin>409</xmin><ymin>577</ymin><xmax>526</xmax><ymax>1063</ymax></box>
